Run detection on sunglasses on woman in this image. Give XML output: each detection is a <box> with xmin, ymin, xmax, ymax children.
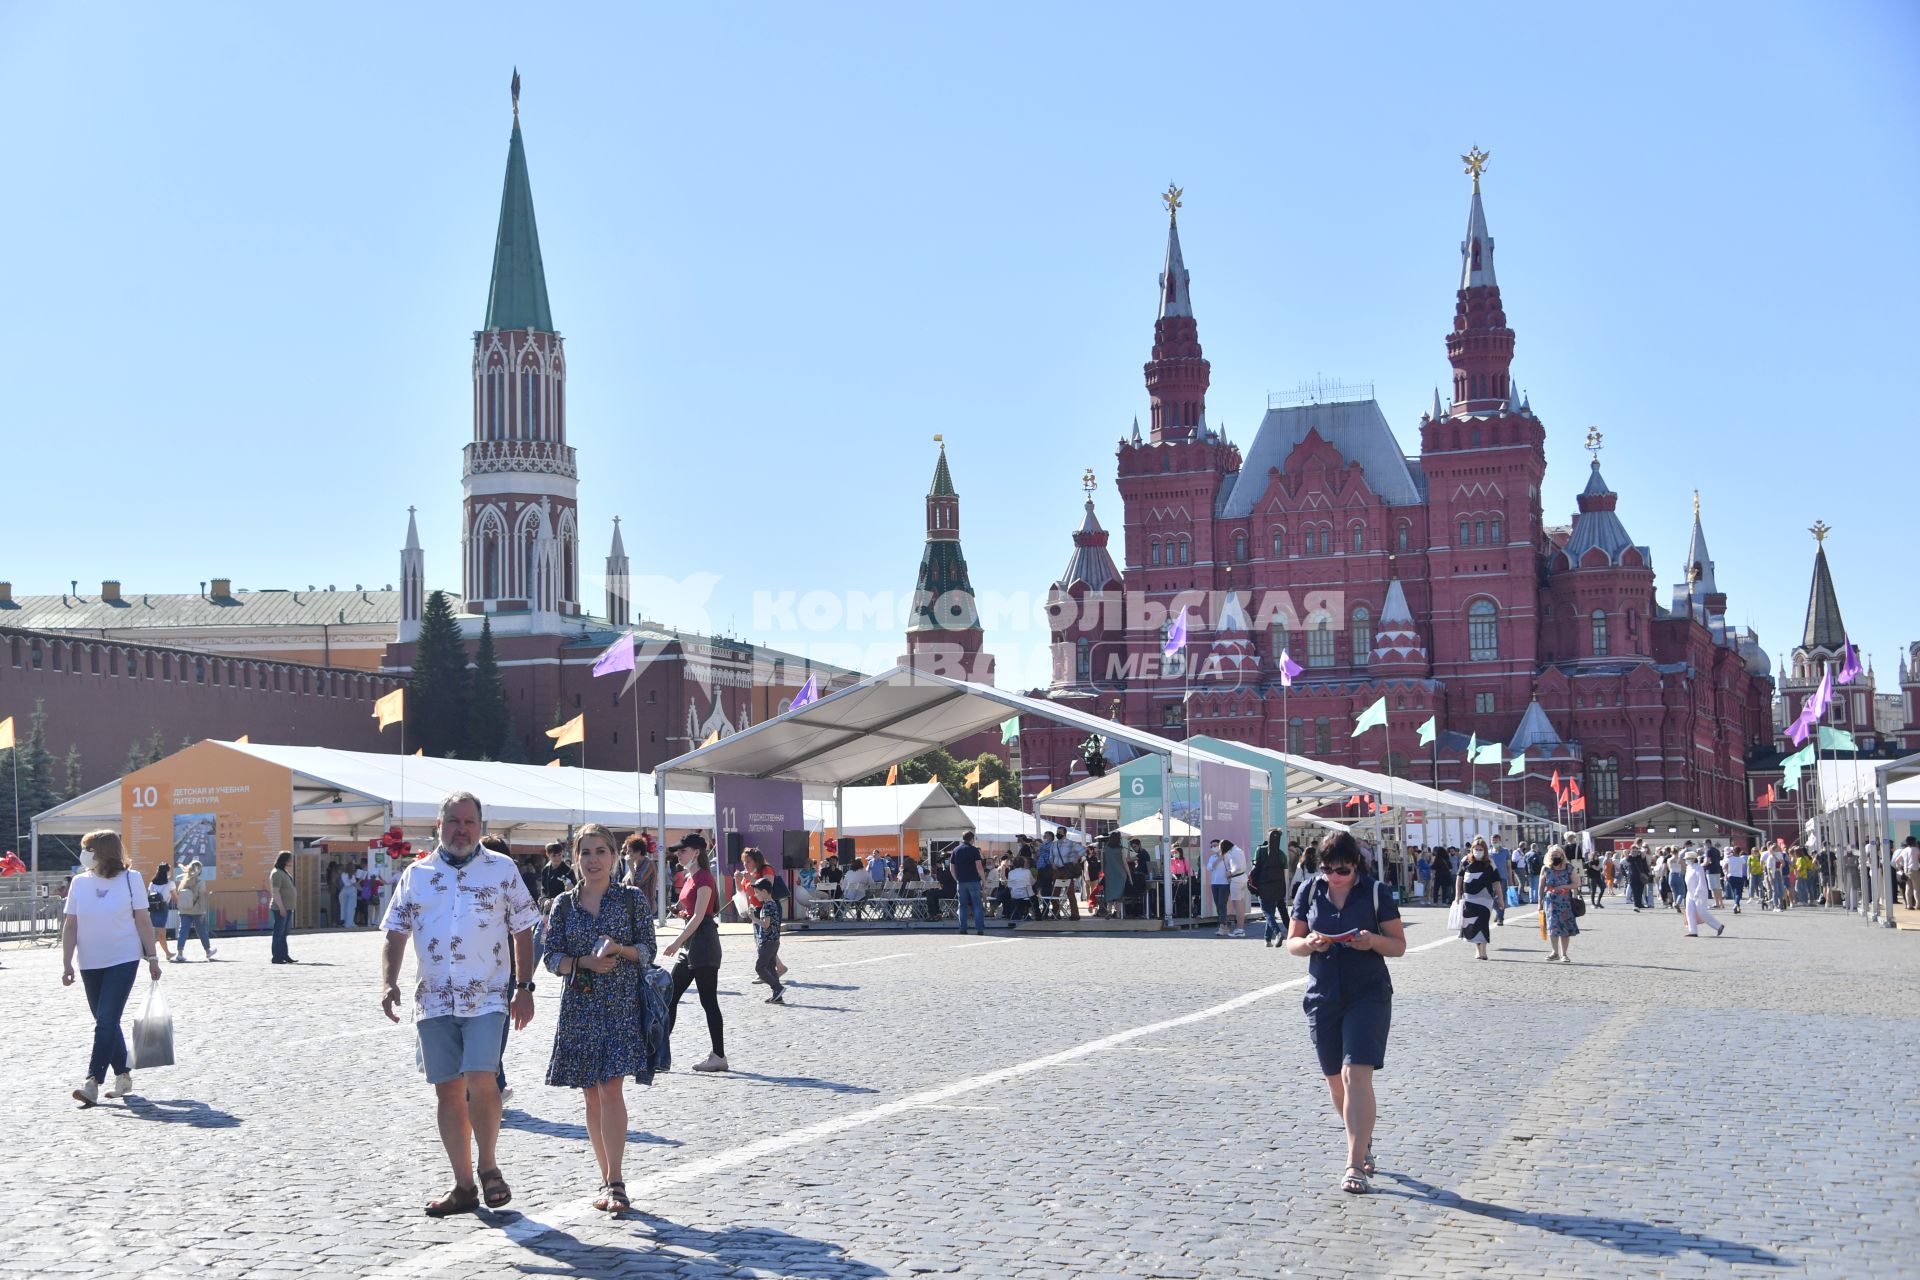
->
<box><xmin>1324</xmin><ymin>864</ymin><xmax>1356</xmax><ymax>877</ymax></box>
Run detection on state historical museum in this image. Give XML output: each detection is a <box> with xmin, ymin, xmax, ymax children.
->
<box><xmin>1021</xmin><ymin>155</ymin><xmax>1777</xmax><ymax>824</ymax></box>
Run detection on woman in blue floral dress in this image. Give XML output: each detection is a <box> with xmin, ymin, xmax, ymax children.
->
<box><xmin>1540</xmin><ymin>845</ymin><xmax>1580</xmax><ymax>962</ymax></box>
<box><xmin>542</xmin><ymin>823</ymin><xmax>655</xmax><ymax>1213</ymax></box>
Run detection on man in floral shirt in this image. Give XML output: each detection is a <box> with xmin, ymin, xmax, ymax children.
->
<box><xmin>380</xmin><ymin>791</ymin><xmax>538</xmax><ymax>1216</ymax></box>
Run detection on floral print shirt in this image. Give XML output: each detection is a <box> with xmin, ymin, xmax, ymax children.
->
<box><xmin>381</xmin><ymin>848</ymin><xmax>539</xmax><ymax>1021</ymax></box>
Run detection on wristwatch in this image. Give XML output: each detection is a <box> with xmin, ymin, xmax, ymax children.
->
<box><xmin>513</xmin><ymin>982</ymin><xmax>536</xmax><ymax>993</ymax></box>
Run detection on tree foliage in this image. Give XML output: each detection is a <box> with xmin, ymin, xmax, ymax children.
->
<box><xmin>0</xmin><ymin>701</ymin><xmax>64</xmax><ymax>851</ymax></box>
<box><xmin>409</xmin><ymin>590</ymin><xmax>469</xmax><ymax>758</ymax></box>
<box><xmin>463</xmin><ymin>618</ymin><xmax>514</xmax><ymax>760</ymax></box>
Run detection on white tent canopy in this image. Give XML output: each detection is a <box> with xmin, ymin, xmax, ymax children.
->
<box><xmin>803</xmin><ymin>783</ymin><xmax>971</xmax><ymax>837</ymax></box>
<box><xmin>1119</xmin><ymin>812</ymin><xmax>1200</xmax><ymax>839</ymax></box>
<box><xmin>33</xmin><ymin>741</ymin><xmax>718</xmax><ymax>844</ymax></box>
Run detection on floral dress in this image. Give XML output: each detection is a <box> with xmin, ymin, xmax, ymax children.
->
<box><xmin>542</xmin><ymin>885</ymin><xmax>656</xmax><ymax>1088</ymax></box>
<box><xmin>1542</xmin><ymin>865</ymin><xmax>1579</xmax><ymax>937</ymax></box>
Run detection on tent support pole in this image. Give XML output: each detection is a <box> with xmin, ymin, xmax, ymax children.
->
<box><xmin>835</xmin><ymin>784</ymin><xmax>845</xmax><ymax>874</ymax></box>
<box><xmin>1160</xmin><ymin>754</ymin><xmax>1173</xmax><ymax>929</ymax></box>
<box><xmin>655</xmin><ymin>772</ymin><xmax>669</xmax><ymax>926</ymax></box>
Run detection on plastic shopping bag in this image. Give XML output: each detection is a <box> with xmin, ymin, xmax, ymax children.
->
<box><xmin>1445</xmin><ymin>899</ymin><xmax>1466</xmax><ymax>932</ymax></box>
<box><xmin>131</xmin><ymin>980</ymin><xmax>175</xmax><ymax>1069</ymax></box>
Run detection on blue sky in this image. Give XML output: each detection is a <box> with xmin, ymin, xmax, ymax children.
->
<box><xmin>4</xmin><ymin>3</ymin><xmax>1916</xmax><ymax>693</ymax></box>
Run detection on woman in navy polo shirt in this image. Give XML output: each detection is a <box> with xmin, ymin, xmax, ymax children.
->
<box><xmin>1284</xmin><ymin>831</ymin><xmax>1407</xmax><ymax>1194</ymax></box>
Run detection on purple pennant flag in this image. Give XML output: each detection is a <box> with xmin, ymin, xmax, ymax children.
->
<box><xmin>791</xmin><ymin>675</ymin><xmax>819</xmax><ymax>710</ymax></box>
<box><xmin>1837</xmin><ymin>636</ymin><xmax>1861</xmax><ymax>686</ymax></box>
<box><xmin>1786</xmin><ymin>705</ymin><xmax>1813</xmax><ymax>747</ymax></box>
<box><xmin>1807</xmin><ymin>667</ymin><xmax>1834</xmax><ymax>721</ymax></box>
<box><xmin>1279</xmin><ymin>650</ymin><xmax>1303</xmax><ymax>688</ymax></box>
<box><xmin>1163</xmin><ymin>607</ymin><xmax>1189</xmax><ymax>659</ymax></box>
<box><xmin>591</xmin><ymin>632</ymin><xmax>635</xmax><ymax>678</ymax></box>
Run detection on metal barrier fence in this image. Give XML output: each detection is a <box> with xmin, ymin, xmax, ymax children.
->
<box><xmin>0</xmin><ymin>876</ymin><xmax>65</xmax><ymax>942</ymax></box>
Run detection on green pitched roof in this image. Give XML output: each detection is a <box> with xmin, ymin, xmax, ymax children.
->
<box><xmin>1801</xmin><ymin>545</ymin><xmax>1846</xmax><ymax>651</ymax></box>
<box><xmin>483</xmin><ymin>119</ymin><xmax>553</xmax><ymax>332</ymax></box>
<box><xmin>929</xmin><ymin>446</ymin><xmax>955</xmax><ymax>496</ymax></box>
<box><xmin>909</xmin><ymin>542</ymin><xmax>978</xmax><ymax>632</ymax></box>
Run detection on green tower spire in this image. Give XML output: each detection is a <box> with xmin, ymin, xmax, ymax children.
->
<box><xmin>483</xmin><ymin>74</ymin><xmax>553</xmax><ymax>332</ymax></box>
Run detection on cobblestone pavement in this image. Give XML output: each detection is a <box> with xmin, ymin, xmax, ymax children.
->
<box><xmin>4</xmin><ymin>894</ymin><xmax>1916</xmax><ymax>1279</ymax></box>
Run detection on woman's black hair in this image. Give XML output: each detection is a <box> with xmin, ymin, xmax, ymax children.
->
<box><xmin>154</xmin><ymin>863</ymin><xmax>171</xmax><ymax>883</ymax></box>
<box><xmin>273</xmin><ymin>851</ymin><xmax>293</xmax><ymax>873</ymax></box>
<box><xmin>1317</xmin><ymin>831</ymin><xmax>1365</xmax><ymax>875</ymax></box>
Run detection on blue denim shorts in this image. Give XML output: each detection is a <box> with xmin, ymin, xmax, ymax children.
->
<box><xmin>415</xmin><ymin>1012</ymin><xmax>507</xmax><ymax>1085</ymax></box>
<box><xmin>1308</xmin><ymin>992</ymin><xmax>1391</xmax><ymax>1076</ymax></box>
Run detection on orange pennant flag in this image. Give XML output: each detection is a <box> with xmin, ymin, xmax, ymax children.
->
<box><xmin>0</xmin><ymin>716</ymin><xmax>15</xmax><ymax>752</ymax></box>
<box><xmin>1036</xmin><ymin>783</ymin><xmax>1053</xmax><ymax>800</ymax></box>
<box><xmin>885</xmin><ymin>763</ymin><xmax>898</xmax><ymax>786</ymax></box>
<box><xmin>1757</xmin><ymin>783</ymin><xmax>1775</xmax><ymax>808</ymax></box>
<box><xmin>701</xmin><ymin>729</ymin><xmax>720</xmax><ymax>747</ymax></box>
<box><xmin>978</xmin><ymin>779</ymin><xmax>1001</xmax><ymax>800</ymax></box>
<box><xmin>372</xmin><ymin>688</ymin><xmax>405</xmax><ymax>730</ymax></box>
<box><xmin>545</xmin><ymin>713</ymin><xmax>585</xmax><ymax>749</ymax></box>
<box><xmin>414</xmin><ymin>748</ymin><xmax>424</xmax><ymax>757</ymax></box>
<box><xmin>964</xmin><ymin>763</ymin><xmax>982</xmax><ymax>788</ymax></box>
<box><xmin>546</xmin><ymin>759</ymin><xmax>561</xmax><ymax>767</ymax></box>
<box><xmin>235</xmin><ymin>734</ymin><xmax>250</xmax><ymax>744</ymax></box>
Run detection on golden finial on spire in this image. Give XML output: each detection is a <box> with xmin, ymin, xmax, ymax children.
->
<box><xmin>1162</xmin><ymin>183</ymin><xmax>1183</xmax><ymax>224</ymax></box>
<box><xmin>511</xmin><ymin>67</ymin><xmax>521</xmax><ymax>120</ymax></box>
<box><xmin>1585</xmin><ymin>425</ymin><xmax>1604</xmax><ymax>461</ymax></box>
<box><xmin>933</xmin><ymin>433</ymin><xmax>944</xmax><ymax>445</ymax></box>
<box><xmin>1082</xmin><ymin>468</ymin><xmax>1097</xmax><ymax>497</ymax></box>
<box><xmin>1810</xmin><ymin>519</ymin><xmax>1831</xmax><ymax>545</ymax></box>
<box><xmin>1462</xmin><ymin>145</ymin><xmax>1490</xmax><ymax>192</ymax></box>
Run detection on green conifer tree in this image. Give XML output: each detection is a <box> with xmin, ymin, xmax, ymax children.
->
<box><xmin>61</xmin><ymin>745</ymin><xmax>83</xmax><ymax>800</ymax></box>
<box><xmin>463</xmin><ymin>618</ymin><xmax>513</xmax><ymax>760</ymax></box>
<box><xmin>409</xmin><ymin>590</ymin><xmax>470</xmax><ymax>758</ymax></box>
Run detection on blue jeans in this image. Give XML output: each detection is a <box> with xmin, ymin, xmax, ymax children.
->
<box><xmin>80</xmin><ymin>960</ymin><xmax>140</xmax><ymax>1082</ymax></box>
<box><xmin>270</xmin><ymin>908</ymin><xmax>292</xmax><ymax>962</ymax></box>
<box><xmin>1261</xmin><ymin>900</ymin><xmax>1284</xmax><ymax>944</ymax></box>
<box><xmin>1728</xmin><ymin>877</ymin><xmax>1746</xmax><ymax>907</ymax></box>
<box><xmin>175</xmin><ymin>912</ymin><xmax>212</xmax><ymax>956</ymax></box>
<box><xmin>955</xmin><ymin>881</ymin><xmax>985</xmax><ymax>933</ymax></box>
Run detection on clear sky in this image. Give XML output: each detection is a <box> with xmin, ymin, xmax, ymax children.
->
<box><xmin>4</xmin><ymin>3</ymin><xmax>1916</xmax><ymax>695</ymax></box>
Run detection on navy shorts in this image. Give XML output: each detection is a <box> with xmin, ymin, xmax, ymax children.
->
<box><xmin>1307</xmin><ymin>993</ymin><xmax>1391</xmax><ymax>1076</ymax></box>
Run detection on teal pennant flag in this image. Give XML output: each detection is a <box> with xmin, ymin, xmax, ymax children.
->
<box><xmin>1354</xmin><ymin>696</ymin><xmax>1388</xmax><ymax>735</ymax></box>
<box><xmin>1816</xmin><ymin>726</ymin><xmax>1857</xmax><ymax>752</ymax></box>
<box><xmin>1417</xmin><ymin>715</ymin><xmax>1437</xmax><ymax>746</ymax></box>
<box><xmin>1474</xmin><ymin>742</ymin><xmax>1503</xmax><ymax>766</ymax></box>
<box><xmin>1507</xmin><ymin>753</ymin><xmax>1526</xmax><ymax>776</ymax></box>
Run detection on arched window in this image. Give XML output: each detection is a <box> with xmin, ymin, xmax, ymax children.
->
<box><xmin>1589</xmin><ymin>756</ymin><xmax>1620</xmax><ymax>817</ymax></box>
<box><xmin>1397</xmin><ymin>523</ymin><xmax>1410</xmax><ymax>552</ymax></box>
<box><xmin>1314</xmin><ymin>716</ymin><xmax>1332</xmax><ymax>755</ymax></box>
<box><xmin>1307</xmin><ymin>615</ymin><xmax>1336</xmax><ymax>667</ymax></box>
<box><xmin>1591</xmin><ymin>609</ymin><xmax>1610</xmax><ymax>657</ymax></box>
<box><xmin>1490</xmin><ymin>518</ymin><xmax>1502</xmax><ymax>544</ymax></box>
<box><xmin>1475</xmin><ymin>521</ymin><xmax>1486</xmax><ymax>546</ymax></box>
<box><xmin>1458</xmin><ymin>519</ymin><xmax>1470</xmax><ymax>546</ymax></box>
<box><xmin>1351</xmin><ymin>606</ymin><xmax>1371</xmax><ymax>667</ymax></box>
<box><xmin>1179</xmin><ymin>537</ymin><xmax>1191</xmax><ymax>565</ymax></box>
<box><xmin>1272</xmin><ymin>527</ymin><xmax>1286</xmax><ymax>556</ymax></box>
<box><xmin>1288</xmin><ymin>717</ymin><xmax>1305</xmax><ymax>753</ymax></box>
<box><xmin>1468</xmin><ymin>599</ymin><xmax>1498</xmax><ymax>661</ymax></box>
<box><xmin>1150</xmin><ymin>538</ymin><xmax>1161</xmax><ymax>567</ymax></box>
<box><xmin>1351</xmin><ymin>524</ymin><xmax>1365</xmax><ymax>553</ymax></box>
<box><xmin>1075</xmin><ymin>638</ymin><xmax>1091</xmax><ymax>681</ymax></box>
<box><xmin>1234</xmin><ymin>531</ymin><xmax>1248</xmax><ymax>562</ymax></box>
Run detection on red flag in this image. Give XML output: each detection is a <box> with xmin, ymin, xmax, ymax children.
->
<box><xmin>1757</xmin><ymin>783</ymin><xmax>1775</xmax><ymax>808</ymax></box>
<box><xmin>0</xmin><ymin>852</ymin><xmax>25</xmax><ymax>876</ymax></box>
<box><xmin>1570</xmin><ymin>794</ymin><xmax>1587</xmax><ymax>814</ymax></box>
<box><xmin>1550</xmin><ymin>769</ymin><xmax>1563</xmax><ymax>797</ymax></box>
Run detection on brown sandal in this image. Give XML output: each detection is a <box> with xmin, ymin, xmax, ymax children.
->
<box><xmin>603</xmin><ymin>1181</ymin><xmax>630</xmax><ymax>1214</ymax></box>
<box><xmin>425</xmin><ymin>1184</ymin><xmax>480</xmax><ymax>1217</ymax></box>
<box><xmin>478</xmin><ymin>1167</ymin><xmax>512</xmax><ymax>1209</ymax></box>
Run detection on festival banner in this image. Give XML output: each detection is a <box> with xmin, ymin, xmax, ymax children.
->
<box><xmin>121</xmin><ymin>742</ymin><xmax>294</xmax><ymax>931</ymax></box>
<box><xmin>1198</xmin><ymin>760</ymin><xmax>1252</xmax><ymax>861</ymax></box>
<box><xmin>712</xmin><ymin>775</ymin><xmax>805</xmax><ymax>874</ymax></box>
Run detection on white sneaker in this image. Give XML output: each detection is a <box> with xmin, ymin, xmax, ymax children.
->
<box><xmin>691</xmin><ymin>1054</ymin><xmax>730</xmax><ymax>1073</ymax></box>
<box><xmin>72</xmin><ymin>1078</ymin><xmax>99</xmax><ymax>1107</ymax></box>
<box><xmin>106</xmin><ymin>1072</ymin><xmax>133</xmax><ymax>1098</ymax></box>
<box><xmin>1229</xmin><ymin>928</ymin><xmax>1246</xmax><ymax>938</ymax></box>
<box><xmin>499</xmin><ymin>1085</ymin><xmax>514</xmax><ymax>1105</ymax></box>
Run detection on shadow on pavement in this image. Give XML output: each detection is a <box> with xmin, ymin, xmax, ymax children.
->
<box><xmin>502</xmin><ymin>1110</ymin><xmax>682</xmax><ymax>1146</ymax></box>
<box><xmin>512</xmin><ymin>1211</ymin><xmax>885</xmax><ymax>1279</ymax></box>
<box><xmin>722</xmin><ymin>1070</ymin><xmax>876</xmax><ymax>1094</ymax></box>
<box><xmin>115</xmin><ymin>1097</ymin><xmax>242</xmax><ymax>1128</ymax></box>
<box><xmin>1377</xmin><ymin>1172</ymin><xmax>1791</xmax><ymax>1267</ymax></box>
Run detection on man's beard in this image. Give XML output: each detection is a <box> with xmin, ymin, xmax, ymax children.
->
<box><xmin>440</xmin><ymin>837</ymin><xmax>480</xmax><ymax>859</ymax></box>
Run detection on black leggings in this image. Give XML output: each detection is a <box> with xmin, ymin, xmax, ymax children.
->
<box><xmin>668</xmin><ymin>956</ymin><xmax>725</xmax><ymax>1057</ymax></box>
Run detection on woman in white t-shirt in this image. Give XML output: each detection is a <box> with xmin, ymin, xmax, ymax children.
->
<box><xmin>1005</xmin><ymin>854</ymin><xmax>1036</xmax><ymax>926</ymax></box>
<box><xmin>61</xmin><ymin>830</ymin><xmax>164</xmax><ymax>1107</ymax></box>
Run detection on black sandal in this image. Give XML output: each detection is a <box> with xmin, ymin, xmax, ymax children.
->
<box><xmin>603</xmin><ymin>1180</ymin><xmax>630</xmax><ymax>1214</ymax></box>
<box><xmin>426</xmin><ymin>1184</ymin><xmax>480</xmax><ymax>1217</ymax></box>
<box><xmin>478</xmin><ymin>1167</ymin><xmax>512</xmax><ymax>1209</ymax></box>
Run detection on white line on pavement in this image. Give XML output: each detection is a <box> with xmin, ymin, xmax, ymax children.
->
<box><xmin>367</xmin><ymin>929</ymin><xmax>1461</xmax><ymax>1279</ymax></box>
<box><xmin>810</xmin><ymin>952</ymin><xmax>915</xmax><ymax>969</ymax></box>
<box><xmin>951</xmin><ymin>937</ymin><xmax>1022</xmax><ymax>949</ymax></box>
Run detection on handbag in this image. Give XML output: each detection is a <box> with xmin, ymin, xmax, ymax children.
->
<box><xmin>1571</xmin><ymin>894</ymin><xmax>1586</xmax><ymax>918</ymax></box>
<box><xmin>131</xmin><ymin>980</ymin><xmax>175</xmax><ymax>1069</ymax></box>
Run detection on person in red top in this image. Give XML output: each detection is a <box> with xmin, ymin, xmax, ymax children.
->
<box><xmin>661</xmin><ymin>835</ymin><xmax>727</xmax><ymax>1073</ymax></box>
